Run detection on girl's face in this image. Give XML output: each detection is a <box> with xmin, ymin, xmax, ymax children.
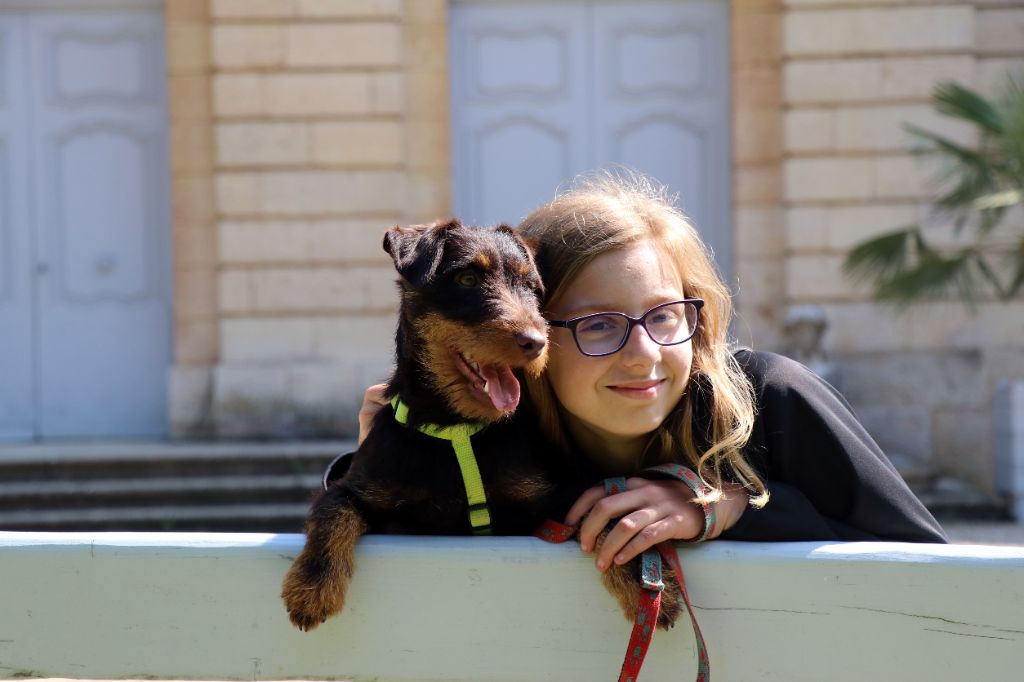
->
<box><xmin>545</xmin><ymin>240</ymin><xmax>693</xmax><ymax>471</ymax></box>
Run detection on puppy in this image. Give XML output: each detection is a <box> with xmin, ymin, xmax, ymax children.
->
<box><xmin>281</xmin><ymin>219</ymin><xmax>580</xmax><ymax>630</ymax></box>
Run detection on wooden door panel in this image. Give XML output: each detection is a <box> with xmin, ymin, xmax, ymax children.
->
<box><xmin>591</xmin><ymin>1</ymin><xmax>731</xmax><ymax>275</ymax></box>
<box><xmin>30</xmin><ymin>11</ymin><xmax>171</xmax><ymax>438</ymax></box>
<box><xmin>450</xmin><ymin>4</ymin><xmax>589</xmax><ymax>227</ymax></box>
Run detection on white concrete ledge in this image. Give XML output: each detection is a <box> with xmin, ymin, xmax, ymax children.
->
<box><xmin>1</xmin><ymin>532</ymin><xmax>1023</xmax><ymax>681</ymax></box>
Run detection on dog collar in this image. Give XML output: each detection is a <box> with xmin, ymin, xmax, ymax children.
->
<box><xmin>390</xmin><ymin>397</ymin><xmax>492</xmax><ymax>535</ymax></box>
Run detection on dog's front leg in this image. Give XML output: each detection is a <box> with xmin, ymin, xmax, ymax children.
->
<box><xmin>595</xmin><ymin>529</ymin><xmax>683</xmax><ymax>631</ymax></box>
<box><xmin>281</xmin><ymin>486</ymin><xmax>368</xmax><ymax>631</ymax></box>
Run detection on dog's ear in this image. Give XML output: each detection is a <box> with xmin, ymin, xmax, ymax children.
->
<box><xmin>519</xmin><ymin>236</ymin><xmax>541</xmax><ymax>258</ymax></box>
<box><xmin>383</xmin><ymin>219</ymin><xmax>460</xmax><ymax>288</ymax></box>
<box><xmin>496</xmin><ymin>224</ymin><xmax>540</xmax><ymax>259</ymax></box>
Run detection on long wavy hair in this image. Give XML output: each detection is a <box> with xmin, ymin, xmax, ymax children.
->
<box><xmin>518</xmin><ymin>172</ymin><xmax>768</xmax><ymax>508</ymax></box>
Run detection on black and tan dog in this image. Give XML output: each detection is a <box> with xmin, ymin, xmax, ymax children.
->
<box><xmin>281</xmin><ymin>219</ymin><xmax>683</xmax><ymax>632</ymax></box>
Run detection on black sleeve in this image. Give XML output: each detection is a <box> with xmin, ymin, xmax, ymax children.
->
<box><xmin>718</xmin><ymin>350</ymin><xmax>948</xmax><ymax>543</ymax></box>
<box><xmin>322</xmin><ymin>451</ymin><xmax>355</xmax><ymax>491</ymax></box>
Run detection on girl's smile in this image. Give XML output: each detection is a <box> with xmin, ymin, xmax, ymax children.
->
<box><xmin>606</xmin><ymin>378</ymin><xmax>667</xmax><ymax>400</ymax></box>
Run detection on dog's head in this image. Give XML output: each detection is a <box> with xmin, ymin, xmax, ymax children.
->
<box><xmin>384</xmin><ymin>219</ymin><xmax>548</xmax><ymax>422</ymax></box>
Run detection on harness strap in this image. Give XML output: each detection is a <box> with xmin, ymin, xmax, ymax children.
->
<box><xmin>390</xmin><ymin>397</ymin><xmax>492</xmax><ymax>535</ymax></box>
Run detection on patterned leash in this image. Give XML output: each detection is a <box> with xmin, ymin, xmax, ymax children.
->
<box><xmin>535</xmin><ymin>463</ymin><xmax>713</xmax><ymax>682</ymax></box>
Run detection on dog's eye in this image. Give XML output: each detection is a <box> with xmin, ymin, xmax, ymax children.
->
<box><xmin>455</xmin><ymin>271</ymin><xmax>479</xmax><ymax>288</ymax></box>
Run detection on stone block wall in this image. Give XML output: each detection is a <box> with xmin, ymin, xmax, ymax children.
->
<box><xmin>779</xmin><ymin>0</ymin><xmax>1024</xmax><ymax>489</ymax></box>
<box><xmin>164</xmin><ymin>0</ymin><xmax>1024</xmax><ymax>489</ymax></box>
<box><xmin>732</xmin><ymin>0</ymin><xmax>787</xmax><ymax>352</ymax></box>
<box><xmin>168</xmin><ymin>0</ymin><xmax>449</xmax><ymax>438</ymax></box>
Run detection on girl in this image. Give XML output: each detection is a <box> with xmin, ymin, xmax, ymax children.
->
<box><xmin>354</xmin><ymin>173</ymin><xmax>947</xmax><ymax>574</ymax></box>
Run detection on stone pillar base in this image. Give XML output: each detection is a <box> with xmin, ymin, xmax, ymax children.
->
<box><xmin>169</xmin><ymin>359</ymin><xmax>391</xmax><ymax>440</ymax></box>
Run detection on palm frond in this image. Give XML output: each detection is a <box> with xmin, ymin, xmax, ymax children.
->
<box><xmin>843</xmin><ymin>227</ymin><xmax>917</xmax><ymax>283</ymax></box>
<box><xmin>903</xmin><ymin>124</ymin><xmax>991</xmax><ymax>167</ymax></box>
<box><xmin>846</xmin><ymin>70</ymin><xmax>1024</xmax><ymax>311</ymax></box>
<box><xmin>932</xmin><ymin>81</ymin><xmax>1004</xmax><ymax>135</ymax></box>
<box><xmin>873</xmin><ymin>251</ymin><xmax>979</xmax><ymax>307</ymax></box>
<box><xmin>971</xmin><ymin>189</ymin><xmax>1023</xmax><ymax>210</ymax></box>
<box><xmin>973</xmin><ymin>253</ymin><xmax>1009</xmax><ymax>299</ymax></box>
<box><xmin>904</xmin><ymin>123</ymin><xmax>1000</xmax><ymax>215</ymax></box>
<box><xmin>999</xmin><ymin>76</ymin><xmax>1024</xmax><ymax>184</ymax></box>
<box><xmin>1007</xmin><ymin>239</ymin><xmax>1024</xmax><ymax>297</ymax></box>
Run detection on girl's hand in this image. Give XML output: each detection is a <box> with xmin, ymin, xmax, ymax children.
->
<box><xmin>357</xmin><ymin>383</ymin><xmax>389</xmax><ymax>446</ymax></box>
<box><xmin>565</xmin><ymin>477</ymin><xmax>748</xmax><ymax>572</ymax></box>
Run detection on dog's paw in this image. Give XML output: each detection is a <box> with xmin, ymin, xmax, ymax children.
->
<box><xmin>281</xmin><ymin>554</ymin><xmax>348</xmax><ymax>632</ymax></box>
<box><xmin>658</xmin><ymin>559</ymin><xmax>684</xmax><ymax>630</ymax></box>
<box><xmin>600</xmin><ymin>554</ymin><xmax>683</xmax><ymax>631</ymax></box>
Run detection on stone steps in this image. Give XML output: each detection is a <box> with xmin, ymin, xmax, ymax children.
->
<box><xmin>0</xmin><ymin>440</ymin><xmax>1005</xmax><ymax>533</ymax></box>
<box><xmin>0</xmin><ymin>440</ymin><xmax>353</xmax><ymax>533</ymax></box>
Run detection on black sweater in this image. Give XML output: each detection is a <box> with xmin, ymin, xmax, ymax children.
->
<box><xmin>718</xmin><ymin>349</ymin><xmax>948</xmax><ymax>543</ymax></box>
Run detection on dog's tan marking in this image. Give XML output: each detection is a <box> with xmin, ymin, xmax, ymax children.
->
<box><xmin>413</xmin><ymin>311</ymin><xmax>548</xmax><ymax>422</ymax></box>
<box><xmin>494</xmin><ymin>474</ymin><xmax>556</xmax><ymax>504</ymax></box>
<box><xmin>595</xmin><ymin>530</ymin><xmax>683</xmax><ymax>630</ymax></box>
<box><xmin>473</xmin><ymin>253</ymin><xmax>493</xmax><ymax>270</ymax></box>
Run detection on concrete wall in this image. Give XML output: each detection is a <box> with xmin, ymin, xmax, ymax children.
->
<box><xmin>2</xmin><ymin>532</ymin><xmax>1022</xmax><ymax>680</ymax></box>
<box><xmin>168</xmin><ymin>0</ymin><xmax>449</xmax><ymax>438</ymax></box>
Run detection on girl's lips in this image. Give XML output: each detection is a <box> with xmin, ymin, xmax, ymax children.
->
<box><xmin>607</xmin><ymin>378</ymin><xmax>665</xmax><ymax>399</ymax></box>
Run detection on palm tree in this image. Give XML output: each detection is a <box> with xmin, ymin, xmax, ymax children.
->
<box><xmin>843</xmin><ymin>73</ymin><xmax>1024</xmax><ymax>308</ymax></box>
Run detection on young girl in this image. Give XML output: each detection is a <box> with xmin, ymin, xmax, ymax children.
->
<box><xmin>354</xmin><ymin>174</ymin><xmax>947</xmax><ymax>573</ymax></box>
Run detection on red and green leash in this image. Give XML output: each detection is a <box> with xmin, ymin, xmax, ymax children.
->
<box><xmin>535</xmin><ymin>463</ymin><xmax>714</xmax><ymax>682</ymax></box>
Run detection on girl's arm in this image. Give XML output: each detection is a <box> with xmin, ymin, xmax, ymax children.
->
<box><xmin>720</xmin><ymin>350</ymin><xmax>948</xmax><ymax>543</ymax></box>
<box><xmin>566</xmin><ymin>478</ymin><xmax>751</xmax><ymax>572</ymax></box>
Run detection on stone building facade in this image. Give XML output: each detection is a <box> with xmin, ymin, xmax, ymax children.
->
<box><xmin>160</xmin><ymin>0</ymin><xmax>1024</xmax><ymax>490</ymax></box>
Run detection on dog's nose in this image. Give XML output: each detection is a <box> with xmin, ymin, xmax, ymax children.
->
<box><xmin>515</xmin><ymin>331</ymin><xmax>546</xmax><ymax>360</ymax></box>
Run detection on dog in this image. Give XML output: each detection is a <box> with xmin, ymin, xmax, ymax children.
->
<box><xmin>280</xmin><ymin>218</ymin><xmax>683</xmax><ymax>632</ymax></box>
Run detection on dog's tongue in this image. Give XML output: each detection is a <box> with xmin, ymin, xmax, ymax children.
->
<box><xmin>481</xmin><ymin>364</ymin><xmax>520</xmax><ymax>412</ymax></box>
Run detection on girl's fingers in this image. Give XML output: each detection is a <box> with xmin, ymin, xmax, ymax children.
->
<box><xmin>609</xmin><ymin>518</ymin><xmax>678</xmax><ymax>567</ymax></box>
<box><xmin>594</xmin><ymin>507</ymin><xmax>662</xmax><ymax>570</ymax></box>
<box><xmin>576</xmin><ymin>481</ymin><xmax>650</xmax><ymax>551</ymax></box>
<box><xmin>357</xmin><ymin>383</ymin><xmax>389</xmax><ymax>446</ymax></box>
<box><xmin>366</xmin><ymin>383</ymin><xmax>389</xmax><ymax>405</ymax></box>
<box><xmin>573</xmin><ymin>478</ymin><xmax>706</xmax><ymax>567</ymax></box>
<box><xmin>565</xmin><ymin>485</ymin><xmax>607</xmax><ymax>530</ymax></box>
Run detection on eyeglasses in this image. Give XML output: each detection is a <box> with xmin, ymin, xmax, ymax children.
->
<box><xmin>548</xmin><ymin>299</ymin><xmax>704</xmax><ymax>357</ymax></box>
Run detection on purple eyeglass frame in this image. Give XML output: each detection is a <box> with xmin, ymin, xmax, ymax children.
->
<box><xmin>547</xmin><ymin>298</ymin><xmax>704</xmax><ymax>357</ymax></box>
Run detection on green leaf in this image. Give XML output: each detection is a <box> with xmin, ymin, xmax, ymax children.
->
<box><xmin>847</xmin><ymin>69</ymin><xmax>1024</xmax><ymax>311</ymax></box>
<box><xmin>873</xmin><ymin>251</ymin><xmax>977</xmax><ymax>306</ymax></box>
<box><xmin>1007</xmin><ymin>239</ymin><xmax>1024</xmax><ymax>297</ymax></box>
<box><xmin>974</xmin><ymin>254</ymin><xmax>1008</xmax><ymax>299</ymax></box>
<box><xmin>843</xmin><ymin>227</ymin><xmax>916</xmax><ymax>283</ymax></box>
<box><xmin>903</xmin><ymin>124</ymin><xmax>990</xmax><ymax>168</ymax></box>
<box><xmin>971</xmin><ymin>189</ymin><xmax>1023</xmax><ymax>210</ymax></box>
<box><xmin>932</xmin><ymin>81</ymin><xmax>1004</xmax><ymax>135</ymax></box>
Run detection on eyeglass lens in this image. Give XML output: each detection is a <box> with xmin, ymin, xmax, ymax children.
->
<box><xmin>574</xmin><ymin>302</ymin><xmax>698</xmax><ymax>355</ymax></box>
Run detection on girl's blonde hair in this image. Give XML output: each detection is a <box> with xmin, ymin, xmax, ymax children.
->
<box><xmin>518</xmin><ymin>171</ymin><xmax>768</xmax><ymax>508</ymax></box>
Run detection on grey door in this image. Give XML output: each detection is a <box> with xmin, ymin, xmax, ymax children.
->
<box><xmin>0</xmin><ymin>17</ymin><xmax>33</xmax><ymax>440</ymax></box>
<box><xmin>450</xmin><ymin>0</ymin><xmax>732</xmax><ymax>274</ymax></box>
<box><xmin>0</xmin><ymin>6</ymin><xmax>171</xmax><ymax>441</ymax></box>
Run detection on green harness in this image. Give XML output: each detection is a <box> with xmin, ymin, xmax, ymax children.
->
<box><xmin>390</xmin><ymin>397</ymin><xmax>493</xmax><ymax>535</ymax></box>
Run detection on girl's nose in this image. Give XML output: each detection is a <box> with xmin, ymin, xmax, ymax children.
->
<box><xmin>619</xmin><ymin>322</ymin><xmax>659</xmax><ymax>365</ymax></box>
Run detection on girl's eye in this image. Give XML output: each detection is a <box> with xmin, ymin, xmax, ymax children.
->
<box><xmin>578</xmin><ymin>315</ymin><xmax>623</xmax><ymax>335</ymax></box>
<box><xmin>649</xmin><ymin>312</ymin><xmax>677</xmax><ymax>325</ymax></box>
<box><xmin>455</xmin><ymin>271</ymin><xmax>479</xmax><ymax>288</ymax></box>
